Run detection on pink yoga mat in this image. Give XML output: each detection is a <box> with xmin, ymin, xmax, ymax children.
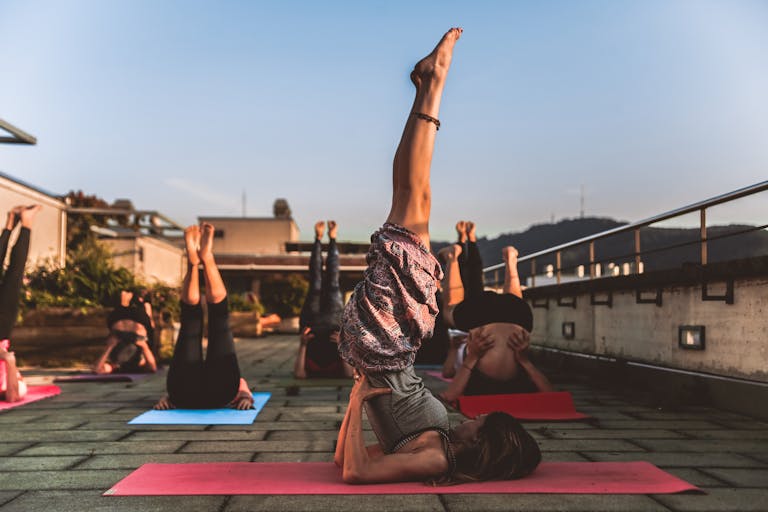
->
<box><xmin>0</xmin><ymin>385</ymin><xmax>61</xmax><ymax>411</ymax></box>
<box><xmin>458</xmin><ymin>392</ymin><xmax>590</xmax><ymax>421</ymax></box>
<box><xmin>105</xmin><ymin>461</ymin><xmax>699</xmax><ymax>496</ymax></box>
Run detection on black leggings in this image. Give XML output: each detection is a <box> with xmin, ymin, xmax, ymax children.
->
<box><xmin>0</xmin><ymin>228</ymin><xmax>30</xmax><ymax>340</ymax></box>
<box><xmin>299</xmin><ymin>237</ymin><xmax>343</xmax><ymax>331</ymax></box>
<box><xmin>166</xmin><ymin>298</ymin><xmax>241</xmax><ymax>408</ymax></box>
<box><xmin>458</xmin><ymin>240</ymin><xmax>484</xmax><ymax>302</ymax></box>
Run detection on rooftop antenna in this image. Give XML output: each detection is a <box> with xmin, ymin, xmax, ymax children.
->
<box><xmin>242</xmin><ymin>189</ymin><xmax>246</xmax><ymax>217</ymax></box>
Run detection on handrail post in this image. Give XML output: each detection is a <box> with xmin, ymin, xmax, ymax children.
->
<box><xmin>700</xmin><ymin>208</ymin><xmax>707</xmax><ymax>265</ymax></box>
<box><xmin>556</xmin><ymin>251</ymin><xmax>561</xmax><ymax>285</ymax></box>
<box><xmin>589</xmin><ymin>241</ymin><xmax>595</xmax><ymax>279</ymax></box>
<box><xmin>634</xmin><ymin>228</ymin><xmax>641</xmax><ymax>273</ymax></box>
<box><xmin>531</xmin><ymin>258</ymin><xmax>536</xmax><ymax>288</ymax></box>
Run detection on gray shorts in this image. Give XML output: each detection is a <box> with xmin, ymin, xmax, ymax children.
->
<box><xmin>363</xmin><ymin>366</ymin><xmax>449</xmax><ymax>454</ymax></box>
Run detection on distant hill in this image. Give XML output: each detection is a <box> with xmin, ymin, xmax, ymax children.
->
<box><xmin>433</xmin><ymin>217</ymin><xmax>768</xmax><ymax>280</ymax></box>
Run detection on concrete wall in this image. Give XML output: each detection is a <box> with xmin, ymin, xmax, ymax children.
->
<box><xmin>102</xmin><ymin>235</ymin><xmax>184</xmax><ymax>286</ymax></box>
<box><xmin>529</xmin><ymin>277</ymin><xmax>768</xmax><ymax>382</ymax></box>
<box><xmin>198</xmin><ymin>217</ymin><xmax>299</xmax><ymax>255</ymax></box>
<box><xmin>0</xmin><ymin>175</ymin><xmax>66</xmax><ymax>268</ymax></box>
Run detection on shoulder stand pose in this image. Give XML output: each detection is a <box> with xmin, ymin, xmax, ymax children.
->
<box><xmin>439</xmin><ymin>230</ymin><xmax>553</xmax><ymax>402</ymax></box>
<box><xmin>93</xmin><ymin>289</ymin><xmax>158</xmax><ymax>375</ymax></box>
<box><xmin>294</xmin><ymin>220</ymin><xmax>354</xmax><ymax>379</ymax></box>
<box><xmin>154</xmin><ymin>223</ymin><xmax>253</xmax><ymax>411</ymax></box>
<box><xmin>335</xmin><ymin>29</ymin><xmax>541</xmax><ymax>485</ymax></box>
<box><xmin>0</xmin><ymin>205</ymin><xmax>41</xmax><ymax>402</ymax></box>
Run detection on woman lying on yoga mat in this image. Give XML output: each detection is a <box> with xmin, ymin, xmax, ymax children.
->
<box><xmin>294</xmin><ymin>220</ymin><xmax>354</xmax><ymax>379</ymax></box>
<box><xmin>93</xmin><ymin>290</ymin><xmax>158</xmax><ymax>375</ymax></box>
<box><xmin>154</xmin><ymin>223</ymin><xmax>253</xmax><ymax>411</ymax></box>
<box><xmin>439</xmin><ymin>234</ymin><xmax>553</xmax><ymax>402</ymax></box>
<box><xmin>0</xmin><ymin>205</ymin><xmax>40</xmax><ymax>402</ymax></box>
<box><xmin>335</xmin><ymin>28</ymin><xmax>540</xmax><ymax>485</ymax></box>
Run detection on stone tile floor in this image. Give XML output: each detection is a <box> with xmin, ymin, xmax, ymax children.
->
<box><xmin>1</xmin><ymin>335</ymin><xmax>767</xmax><ymax>511</ymax></box>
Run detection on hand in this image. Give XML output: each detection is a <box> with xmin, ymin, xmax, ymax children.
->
<box><xmin>154</xmin><ymin>396</ymin><xmax>174</xmax><ymax>410</ymax></box>
<box><xmin>466</xmin><ymin>327</ymin><xmax>494</xmax><ymax>361</ymax></box>
<box><xmin>506</xmin><ymin>326</ymin><xmax>531</xmax><ymax>362</ymax></box>
<box><xmin>300</xmin><ymin>327</ymin><xmax>314</xmax><ymax>347</ymax></box>
<box><xmin>233</xmin><ymin>390</ymin><xmax>254</xmax><ymax>410</ymax></box>
<box><xmin>350</xmin><ymin>371</ymin><xmax>391</xmax><ymax>403</ymax></box>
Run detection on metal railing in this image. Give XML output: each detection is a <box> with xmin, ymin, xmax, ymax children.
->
<box><xmin>483</xmin><ymin>180</ymin><xmax>768</xmax><ymax>287</ymax></box>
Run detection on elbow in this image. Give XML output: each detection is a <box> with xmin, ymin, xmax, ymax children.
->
<box><xmin>342</xmin><ymin>468</ymin><xmax>365</xmax><ymax>484</ymax></box>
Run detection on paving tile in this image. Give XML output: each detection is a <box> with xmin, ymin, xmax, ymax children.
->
<box><xmin>701</xmin><ymin>468</ymin><xmax>768</xmax><ymax>487</ymax></box>
<box><xmin>210</xmin><ymin>421</ymin><xmax>339</xmax><ymax>431</ymax></box>
<box><xmin>76</xmin><ymin>452</ymin><xmax>254</xmax><ymax>469</ymax></box>
<box><xmin>181</xmin><ymin>440</ymin><xmax>334</xmax><ymax>453</ymax></box>
<box><xmin>76</xmin><ymin>421</ymin><xmax>206</xmax><ymax>430</ymax></box>
<box><xmin>0</xmin><ymin>491</ymin><xmax>226</xmax><ymax>512</ymax></box>
<box><xmin>634</xmin><ymin>439</ymin><xmax>768</xmax><ymax>453</ymax></box>
<box><xmin>654</xmin><ymin>488</ymin><xmax>768</xmax><ymax>511</ymax></box>
<box><xmin>0</xmin><ymin>444</ymin><xmax>32</xmax><ymax>457</ymax></box>
<box><xmin>0</xmin><ymin>456</ymin><xmax>86</xmax><ymax>471</ymax></box>
<box><xmin>124</xmin><ymin>430</ymin><xmax>268</xmax><ymax>441</ymax></box>
<box><xmin>597</xmin><ymin>420</ymin><xmax>723</xmax><ymax>430</ymax></box>
<box><xmin>537</xmin><ymin>439</ymin><xmax>645</xmax><ymax>452</ymax></box>
<box><xmin>582</xmin><ymin>451</ymin><xmax>764</xmax><ymax>467</ymax></box>
<box><xmin>441</xmin><ymin>494</ymin><xmax>669</xmax><ymax>511</ymax></box>
<box><xmin>0</xmin><ymin>413</ymin><xmax>49</xmax><ymax>424</ymax></box>
<box><xmin>252</xmin><ymin>452</ymin><xmax>334</xmax><ymax>462</ymax></box>
<box><xmin>14</xmin><ymin>441</ymin><xmax>184</xmax><ymax>456</ymax></box>
<box><xmin>663</xmin><ymin>468</ymin><xmax>728</xmax><ymax>487</ymax></box>
<box><xmin>1</xmin><ymin>430</ymin><xmax>125</xmax><ymax>442</ymax></box>
<box><xmin>544</xmin><ymin>429</ymin><xmax>684</xmax><ymax>439</ymax></box>
<box><xmin>0</xmin><ymin>492</ymin><xmax>20</xmax><ymax>507</ymax></box>
<box><xmin>0</xmin><ymin>420</ymin><xmax>85</xmax><ymax>431</ymax></box>
<box><xmin>226</xmin><ymin>495</ymin><xmax>445</xmax><ymax>512</ymax></box>
<box><xmin>0</xmin><ymin>470</ymin><xmax>130</xmax><ymax>491</ymax></box>
<box><xmin>714</xmin><ymin>420</ymin><xmax>768</xmax><ymax>430</ymax></box>
<box><xmin>680</xmin><ymin>430</ymin><xmax>768</xmax><ymax>440</ymax></box>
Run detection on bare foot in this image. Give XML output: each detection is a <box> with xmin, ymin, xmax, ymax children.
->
<box><xmin>438</xmin><ymin>243</ymin><xmax>462</xmax><ymax>263</ymax></box>
<box><xmin>5</xmin><ymin>206</ymin><xmax>23</xmax><ymax>230</ymax></box>
<box><xmin>19</xmin><ymin>205</ymin><xmax>42</xmax><ymax>228</ymax></box>
<box><xmin>198</xmin><ymin>223</ymin><xmax>215</xmax><ymax>264</ymax></box>
<box><xmin>467</xmin><ymin>221</ymin><xmax>476</xmax><ymax>242</ymax></box>
<box><xmin>327</xmin><ymin>220</ymin><xmax>337</xmax><ymax>240</ymax></box>
<box><xmin>184</xmin><ymin>225</ymin><xmax>201</xmax><ymax>266</ymax></box>
<box><xmin>314</xmin><ymin>221</ymin><xmax>325</xmax><ymax>240</ymax></box>
<box><xmin>503</xmin><ymin>246</ymin><xmax>519</xmax><ymax>263</ymax></box>
<box><xmin>455</xmin><ymin>221</ymin><xmax>466</xmax><ymax>244</ymax></box>
<box><xmin>410</xmin><ymin>27</ymin><xmax>463</xmax><ymax>90</ymax></box>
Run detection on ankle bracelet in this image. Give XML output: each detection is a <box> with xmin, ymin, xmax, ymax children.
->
<box><xmin>412</xmin><ymin>112</ymin><xmax>440</xmax><ymax>130</ymax></box>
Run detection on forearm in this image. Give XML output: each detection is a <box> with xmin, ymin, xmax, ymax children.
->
<box><xmin>441</xmin><ymin>355</ymin><xmax>477</xmax><ymax>401</ymax></box>
<box><xmin>293</xmin><ymin>343</ymin><xmax>308</xmax><ymax>379</ymax></box>
<box><xmin>141</xmin><ymin>345</ymin><xmax>158</xmax><ymax>372</ymax></box>
<box><xmin>335</xmin><ymin>400</ymin><xmax>353</xmax><ymax>467</ymax></box>
<box><xmin>342</xmin><ymin>400</ymin><xmax>371</xmax><ymax>480</ymax></box>
<box><xmin>4</xmin><ymin>360</ymin><xmax>21</xmax><ymax>402</ymax></box>
<box><xmin>93</xmin><ymin>346</ymin><xmax>112</xmax><ymax>373</ymax></box>
<box><xmin>520</xmin><ymin>359</ymin><xmax>554</xmax><ymax>392</ymax></box>
<box><xmin>442</xmin><ymin>347</ymin><xmax>459</xmax><ymax>378</ymax></box>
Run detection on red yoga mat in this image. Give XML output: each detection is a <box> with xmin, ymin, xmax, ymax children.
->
<box><xmin>104</xmin><ymin>461</ymin><xmax>699</xmax><ymax>496</ymax></box>
<box><xmin>458</xmin><ymin>392</ymin><xmax>590</xmax><ymax>421</ymax></box>
<box><xmin>0</xmin><ymin>384</ymin><xmax>61</xmax><ymax>411</ymax></box>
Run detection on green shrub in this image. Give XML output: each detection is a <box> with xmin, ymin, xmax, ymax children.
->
<box><xmin>228</xmin><ymin>293</ymin><xmax>265</xmax><ymax>315</ymax></box>
<box><xmin>260</xmin><ymin>275</ymin><xmax>308</xmax><ymax>318</ymax></box>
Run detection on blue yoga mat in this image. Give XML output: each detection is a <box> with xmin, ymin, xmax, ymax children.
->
<box><xmin>128</xmin><ymin>392</ymin><xmax>271</xmax><ymax>425</ymax></box>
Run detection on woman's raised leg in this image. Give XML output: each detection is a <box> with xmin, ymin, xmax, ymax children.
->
<box><xmin>299</xmin><ymin>221</ymin><xmax>325</xmax><ymax>330</ymax></box>
<box><xmin>386</xmin><ymin>27</ymin><xmax>462</xmax><ymax>247</ymax></box>
<box><xmin>0</xmin><ymin>205</ymin><xmax>39</xmax><ymax>340</ymax></box>
<box><xmin>320</xmin><ymin>220</ymin><xmax>343</xmax><ymax>324</ymax></box>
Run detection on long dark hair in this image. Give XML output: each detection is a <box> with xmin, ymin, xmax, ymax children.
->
<box><xmin>437</xmin><ymin>412</ymin><xmax>541</xmax><ymax>485</ymax></box>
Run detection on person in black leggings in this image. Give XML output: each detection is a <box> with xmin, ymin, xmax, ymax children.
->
<box><xmin>154</xmin><ymin>223</ymin><xmax>254</xmax><ymax>410</ymax></box>
<box><xmin>0</xmin><ymin>205</ymin><xmax>41</xmax><ymax>402</ymax></box>
<box><xmin>294</xmin><ymin>220</ymin><xmax>353</xmax><ymax>379</ymax></box>
<box><xmin>439</xmin><ymin>221</ymin><xmax>553</xmax><ymax>402</ymax></box>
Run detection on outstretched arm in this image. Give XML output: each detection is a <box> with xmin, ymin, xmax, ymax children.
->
<box><xmin>135</xmin><ymin>338</ymin><xmax>158</xmax><ymax>373</ymax></box>
<box><xmin>440</xmin><ymin>327</ymin><xmax>493</xmax><ymax>402</ymax></box>
<box><xmin>0</xmin><ymin>349</ymin><xmax>23</xmax><ymax>402</ymax></box>
<box><xmin>293</xmin><ymin>328</ymin><xmax>312</xmax><ymax>379</ymax></box>
<box><xmin>93</xmin><ymin>336</ymin><xmax>118</xmax><ymax>374</ymax></box>
<box><xmin>510</xmin><ymin>339</ymin><xmax>554</xmax><ymax>392</ymax></box>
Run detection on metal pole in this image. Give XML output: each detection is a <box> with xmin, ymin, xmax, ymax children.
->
<box><xmin>589</xmin><ymin>241</ymin><xmax>595</xmax><ymax>279</ymax></box>
<box><xmin>556</xmin><ymin>251</ymin><xmax>561</xmax><ymax>285</ymax></box>
<box><xmin>531</xmin><ymin>259</ymin><xmax>536</xmax><ymax>288</ymax></box>
<box><xmin>700</xmin><ymin>208</ymin><xmax>707</xmax><ymax>265</ymax></box>
<box><xmin>634</xmin><ymin>228</ymin><xmax>641</xmax><ymax>273</ymax></box>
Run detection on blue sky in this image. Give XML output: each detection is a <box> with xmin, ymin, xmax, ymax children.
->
<box><xmin>1</xmin><ymin>0</ymin><xmax>766</xmax><ymax>242</ymax></box>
